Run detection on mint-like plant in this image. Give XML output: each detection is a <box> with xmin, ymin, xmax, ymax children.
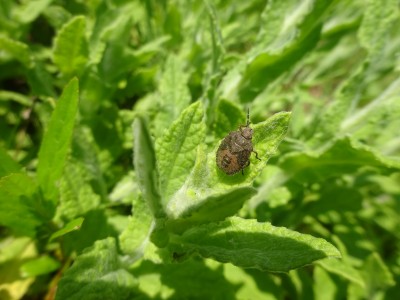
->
<box><xmin>1</xmin><ymin>0</ymin><xmax>399</xmax><ymax>299</ymax></box>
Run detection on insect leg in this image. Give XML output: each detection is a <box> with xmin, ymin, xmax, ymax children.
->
<box><xmin>253</xmin><ymin>150</ymin><xmax>261</xmax><ymax>161</ymax></box>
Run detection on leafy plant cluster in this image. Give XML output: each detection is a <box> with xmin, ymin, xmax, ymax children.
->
<box><xmin>0</xmin><ymin>0</ymin><xmax>399</xmax><ymax>299</ymax></box>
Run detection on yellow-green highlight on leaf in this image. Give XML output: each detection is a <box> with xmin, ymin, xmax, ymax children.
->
<box><xmin>37</xmin><ymin>78</ymin><xmax>79</xmax><ymax>203</ymax></box>
<box><xmin>49</xmin><ymin>217</ymin><xmax>84</xmax><ymax>242</ymax></box>
<box><xmin>21</xmin><ymin>255</ymin><xmax>61</xmax><ymax>277</ymax></box>
<box><xmin>172</xmin><ymin>217</ymin><xmax>341</xmax><ymax>272</ymax></box>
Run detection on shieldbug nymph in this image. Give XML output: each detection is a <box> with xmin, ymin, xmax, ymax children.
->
<box><xmin>216</xmin><ymin>109</ymin><xmax>261</xmax><ymax>175</ymax></box>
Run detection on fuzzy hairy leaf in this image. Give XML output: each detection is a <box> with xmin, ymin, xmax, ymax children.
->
<box><xmin>172</xmin><ymin>217</ymin><xmax>340</xmax><ymax>272</ymax></box>
<box><xmin>133</xmin><ymin>116</ymin><xmax>163</xmax><ymax>218</ymax></box>
<box><xmin>156</xmin><ymin>101</ymin><xmax>205</xmax><ymax>203</ymax></box>
<box><xmin>56</xmin><ymin>238</ymin><xmax>137</xmax><ymax>300</ymax></box>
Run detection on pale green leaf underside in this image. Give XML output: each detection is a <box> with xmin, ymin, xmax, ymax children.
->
<box><xmin>174</xmin><ymin>217</ymin><xmax>340</xmax><ymax>272</ymax></box>
<box><xmin>119</xmin><ymin>195</ymin><xmax>153</xmax><ymax>255</ymax></box>
<box><xmin>37</xmin><ymin>78</ymin><xmax>79</xmax><ymax>202</ymax></box>
<box><xmin>133</xmin><ymin>117</ymin><xmax>163</xmax><ymax>218</ymax></box>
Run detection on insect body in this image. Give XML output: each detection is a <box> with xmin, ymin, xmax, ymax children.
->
<box><xmin>216</xmin><ymin>109</ymin><xmax>261</xmax><ymax>175</ymax></box>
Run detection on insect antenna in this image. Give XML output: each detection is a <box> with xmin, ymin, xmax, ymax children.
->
<box><xmin>246</xmin><ymin>107</ymin><xmax>250</xmax><ymax>126</ymax></box>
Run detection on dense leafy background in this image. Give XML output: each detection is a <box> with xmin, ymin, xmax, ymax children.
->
<box><xmin>1</xmin><ymin>0</ymin><xmax>400</xmax><ymax>299</ymax></box>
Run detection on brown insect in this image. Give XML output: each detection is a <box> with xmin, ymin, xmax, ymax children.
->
<box><xmin>216</xmin><ymin>109</ymin><xmax>261</xmax><ymax>175</ymax></box>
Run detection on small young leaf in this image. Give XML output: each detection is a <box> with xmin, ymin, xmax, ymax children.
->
<box><xmin>37</xmin><ymin>78</ymin><xmax>79</xmax><ymax>202</ymax></box>
<box><xmin>172</xmin><ymin>217</ymin><xmax>341</xmax><ymax>272</ymax></box>
<box><xmin>53</xmin><ymin>16</ymin><xmax>88</xmax><ymax>75</ymax></box>
<box><xmin>56</xmin><ymin>238</ymin><xmax>137</xmax><ymax>300</ymax></box>
<box><xmin>156</xmin><ymin>101</ymin><xmax>205</xmax><ymax>203</ymax></box>
<box><xmin>133</xmin><ymin>116</ymin><xmax>163</xmax><ymax>218</ymax></box>
<box><xmin>49</xmin><ymin>217</ymin><xmax>84</xmax><ymax>242</ymax></box>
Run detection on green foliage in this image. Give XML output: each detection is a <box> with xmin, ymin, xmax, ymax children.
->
<box><xmin>1</xmin><ymin>0</ymin><xmax>400</xmax><ymax>299</ymax></box>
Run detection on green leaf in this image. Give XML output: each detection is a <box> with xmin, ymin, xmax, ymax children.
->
<box><xmin>49</xmin><ymin>217</ymin><xmax>84</xmax><ymax>242</ymax></box>
<box><xmin>318</xmin><ymin>258</ymin><xmax>365</xmax><ymax>287</ymax></box>
<box><xmin>20</xmin><ymin>255</ymin><xmax>60</xmax><ymax>277</ymax></box>
<box><xmin>53</xmin><ymin>16</ymin><xmax>88</xmax><ymax>76</ymax></box>
<box><xmin>56</xmin><ymin>238</ymin><xmax>137</xmax><ymax>300</ymax></box>
<box><xmin>0</xmin><ymin>173</ymin><xmax>41</xmax><ymax>237</ymax></box>
<box><xmin>156</xmin><ymin>101</ymin><xmax>205</xmax><ymax>203</ymax></box>
<box><xmin>0</xmin><ymin>146</ymin><xmax>21</xmax><ymax>177</ymax></box>
<box><xmin>361</xmin><ymin>252</ymin><xmax>395</xmax><ymax>293</ymax></box>
<box><xmin>0</xmin><ymin>90</ymin><xmax>31</xmax><ymax>106</ymax></box>
<box><xmin>358</xmin><ymin>0</ymin><xmax>399</xmax><ymax>57</ymax></box>
<box><xmin>237</xmin><ymin>0</ymin><xmax>335</xmax><ymax>101</ymax></box>
<box><xmin>166</xmin><ymin>187</ymin><xmax>256</xmax><ymax>233</ymax></box>
<box><xmin>0</xmin><ymin>35</ymin><xmax>33</xmax><ymax>67</ymax></box>
<box><xmin>280</xmin><ymin>137</ymin><xmax>400</xmax><ymax>182</ymax></box>
<box><xmin>155</xmin><ymin>54</ymin><xmax>191</xmax><ymax>136</ymax></box>
<box><xmin>212</xmin><ymin>100</ymin><xmax>246</xmax><ymax>140</ymax></box>
<box><xmin>13</xmin><ymin>0</ymin><xmax>53</xmax><ymax>24</ymax></box>
<box><xmin>133</xmin><ymin>116</ymin><xmax>163</xmax><ymax>218</ymax></box>
<box><xmin>58</xmin><ymin>160</ymin><xmax>101</xmax><ymax>220</ymax></box>
<box><xmin>119</xmin><ymin>195</ymin><xmax>153</xmax><ymax>255</ymax></box>
<box><xmin>0</xmin><ymin>237</ymin><xmax>31</xmax><ymax>264</ymax></box>
<box><xmin>37</xmin><ymin>78</ymin><xmax>79</xmax><ymax>202</ymax></box>
<box><xmin>171</xmin><ymin>217</ymin><xmax>341</xmax><ymax>272</ymax></box>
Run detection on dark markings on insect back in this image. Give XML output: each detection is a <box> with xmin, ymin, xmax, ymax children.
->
<box><xmin>216</xmin><ymin>109</ymin><xmax>261</xmax><ymax>175</ymax></box>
